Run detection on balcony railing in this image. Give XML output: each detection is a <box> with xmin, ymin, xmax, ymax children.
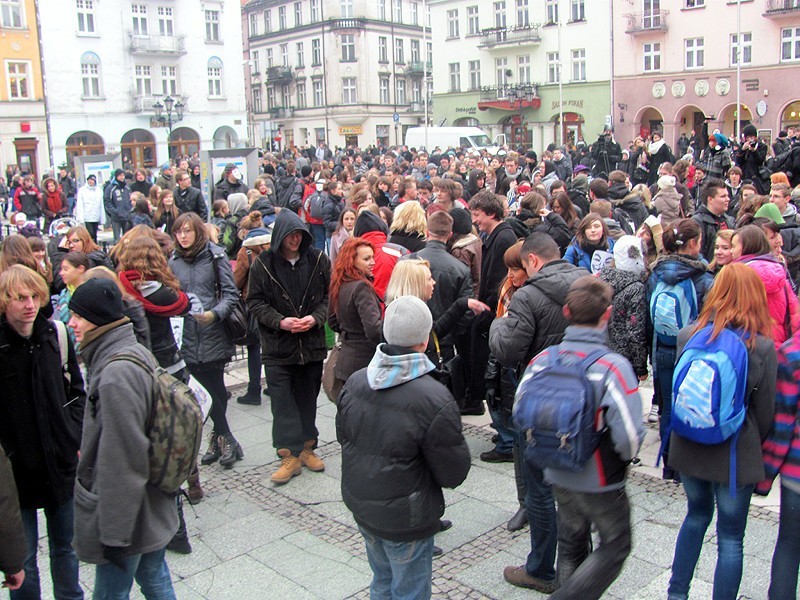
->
<box><xmin>478</xmin><ymin>25</ymin><xmax>542</xmax><ymax>49</ymax></box>
<box><xmin>269</xmin><ymin>106</ymin><xmax>294</xmax><ymax>119</ymax></box>
<box><xmin>624</xmin><ymin>10</ymin><xmax>669</xmax><ymax>34</ymax></box>
<box><xmin>407</xmin><ymin>61</ymin><xmax>432</xmax><ymax>76</ymax></box>
<box><xmin>130</xmin><ymin>34</ymin><xmax>187</xmax><ymax>54</ymax></box>
<box><xmin>328</xmin><ymin>17</ymin><xmax>367</xmax><ymax>30</ymax></box>
<box><xmin>265</xmin><ymin>66</ymin><xmax>294</xmax><ymax>83</ymax></box>
<box><xmin>479</xmin><ymin>84</ymin><xmax>539</xmax><ymax>102</ymax></box>
<box><xmin>133</xmin><ymin>94</ymin><xmax>187</xmax><ymax>113</ymax></box>
<box><xmin>764</xmin><ymin>0</ymin><xmax>800</xmax><ymax>16</ymax></box>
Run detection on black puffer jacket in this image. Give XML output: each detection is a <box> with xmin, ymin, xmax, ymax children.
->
<box><xmin>214</xmin><ymin>178</ymin><xmax>249</xmax><ymax>201</ymax></box>
<box><xmin>273</xmin><ymin>175</ymin><xmax>303</xmax><ymax>212</ymax></box>
<box><xmin>692</xmin><ymin>204</ymin><xmax>734</xmax><ymax>262</ymax></box>
<box><xmin>337</xmin><ymin>344</ymin><xmax>470</xmax><ymax>542</ymax></box>
<box><xmin>613</xmin><ymin>192</ymin><xmax>650</xmax><ymax>234</ymax></box>
<box><xmin>489</xmin><ymin>260</ymin><xmax>589</xmax><ymax>367</ymax></box>
<box><xmin>174</xmin><ymin>185</ymin><xmax>208</xmax><ymax>221</ymax></box>
<box><xmin>247</xmin><ymin>210</ymin><xmax>330</xmax><ymax>366</ymax></box>
<box><xmin>598</xmin><ymin>266</ymin><xmax>648</xmax><ymax>377</ymax></box>
<box><xmin>515</xmin><ymin>210</ymin><xmax>573</xmax><ymax>255</ymax></box>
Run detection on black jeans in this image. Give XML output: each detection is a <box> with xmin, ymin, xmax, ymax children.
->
<box><xmin>467</xmin><ymin>311</ymin><xmax>493</xmax><ymax>410</ymax></box>
<box><xmin>266</xmin><ymin>361</ymin><xmax>322</xmax><ymax>456</ymax></box>
<box><xmin>246</xmin><ymin>341</ymin><xmax>263</xmax><ymax>394</ymax></box>
<box><xmin>188</xmin><ymin>361</ymin><xmax>230</xmax><ymax>435</ymax></box>
<box><xmin>84</xmin><ymin>221</ymin><xmax>99</xmax><ymax>242</ymax></box>
<box><xmin>551</xmin><ymin>486</ymin><xmax>632</xmax><ymax>600</ymax></box>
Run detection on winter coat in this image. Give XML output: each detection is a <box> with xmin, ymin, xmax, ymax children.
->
<box><xmin>246</xmin><ymin>210</ymin><xmax>330</xmax><ymax>366</ymax></box>
<box><xmin>76</xmin><ymin>183</ymin><xmax>106</xmax><ymax>225</ymax></box>
<box><xmin>155</xmin><ymin>173</ymin><xmax>174</xmax><ymax>191</ymax></box>
<box><xmin>360</xmin><ymin>230</ymin><xmax>407</xmax><ymax>299</ymax></box>
<box><xmin>478</xmin><ymin>221</ymin><xmax>518</xmax><ymax>308</ymax></box>
<box><xmin>73</xmin><ymin>321</ymin><xmax>178</xmax><ymax>563</ymax></box>
<box><xmin>607</xmin><ymin>181</ymin><xmax>629</xmax><ymax>202</ymax></box>
<box><xmin>337</xmin><ymin>344</ymin><xmax>470</xmax><ymax>542</ymax></box>
<box><xmin>613</xmin><ymin>193</ymin><xmax>650</xmax><ymax>233</ymax></box>
<box><xmin>738</xmin><ymin>254</ymin><xmax>800</xmax><ymax>348</ymax></box>
<box><xmin>42</xmin><ymin>189</ymin><xmax>67</xmax><ymax>221</ymax></box>
<box><xmin>653</xmin><ymin>187</ymin><xmax>684</xmax><ymax>224</ymax></box>
<box><xmin>646</xmin><ymin>141</ymin><xmax>673</xmax><ymax>186</ymax></box>
<box><xmin>273</xmin><ymin>175</ymin><xmax>303</xmax><ymax>212</ymax></box>
<box><xmin>388</xmin><ymin>230</ymin><xmax>426</xmax><ymax>253</ymax></box>
<box><xmin>489</xmin><ymin>260</ymin><xmax>590</xmax><ymax>367</ymax></box>
<box><xmin>248</xmin><ymin>198</ymin><xmax>277</xmax><ymax>229</ymax></box>
<box><xmin>527</xmin><ymin>326</ymin><xmax>644</xmax><ymax>493</ymax></box>
<box><xmin>449</xmin><ymin>234</ymin><xmax>481</xmax><ymax>298</ymax></box>
<box><xmin>598</xmin><ymin>267</ymin><xmax>648</xmax><ymax>377</ymax></box>
<box><xmin>329</xmin><ymin>227</ymin><xmax>351</xmax><ymax>265</ymax></box>
<box><xmin>692</xmin><ymin>204</ymin><xmax>735</xmax><ymax>262</ymax></box>
<box><xmin>563</xmin><ymin>238</ymin><xmax>615</xmax><ymax>272</ymax></box>
<box><xmin>322</xmin><ymin>192</ymin><xmax>345</xmax><ymax>235</ymax></box>
<box><xmin>103</xmin><ymin>180</ymin><xmax>132</xmax><ymax>224</ymax></box>
<box><xmin>130</xmin><ymin>179</ymin><xmax>152</xmax><ymax>197</ymax></box>
<box><xmin>169</xmin><ymin>242</ymin><xmax>238</xmax><ymax>365</ymax></box>
<box><xmin>668</xmin><ymin>327</ymin><xmax>775</xmax><ymax>487</ymax></box>
<box><xmin>131</xmin><ymin>212</ymin><xmax>153</xmax><ymax>228</ymax></box>
<box><xmin>13</xmin><ymin>185</ymin><xmax>42</xmax><ymax>217</ymax></box>
<box><xmin>329</xmin><ymin>279</ymin><xmax>383</xmax><ymax>383</ymax></box>
<box><xmin>515</xmin><ymin>210</ymin><xmax>573</xmax><ymax>255</ymax></box>
<box><xmin>699</xmin><ymin>146</ymin><xmax>732</xmax><ymax>180</ymax></box>
<box><xmin>0</xmin><ymin>446</ymin><xmax>25</xmax><ymax>575</ymax></box>
<box><xmin>174</xmin><ymin>185</ymin><xmax>207</xmax><ymax>221</ymax></box>
<box><xmin>214</xmin><ymin>178</ymin><xmax>249</xmax><ymax>202</ymax></box>
<box><xmin>0</xmin><ymin>314</ymin><xmax>85</xmax><ymax>509</ymax></box>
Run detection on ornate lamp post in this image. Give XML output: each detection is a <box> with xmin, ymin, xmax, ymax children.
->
<box><xmin>153</xmin><ymin>96</ymin><xmax>185</xmax><ymax>160</ymax></box>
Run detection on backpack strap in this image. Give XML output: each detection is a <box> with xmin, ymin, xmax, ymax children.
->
<box><xmin>53</xmin><ymin>320</ymin><xmax>68</xmax><ymax>372</ymax></box>
<box><xmin>106</xmin><ymin>352</ymin><xmax>158</xmax><ymax>429</ymax></box>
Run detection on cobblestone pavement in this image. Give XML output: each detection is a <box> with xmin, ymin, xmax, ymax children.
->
<box><xmin>35</xmin><ymin>362</ymin><xmax>780</xmax><ymax>599</ymax></box>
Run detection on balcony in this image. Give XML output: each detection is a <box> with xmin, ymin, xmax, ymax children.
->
<box><xmin>130</xmin><ymin>34</ymin><xmax>187</xmax><ymax>55</ymax></box>
<box><xmin>269</xmin><ymin>106</ymin><xmax>294</xmax><ymax>119</ymax></box>
<box><xmin>624</xmin><ymin>10</ymin><xmax>668</xmax><ymax>34</ymax></box>
<box><xmin>407</xmin><ymin>61</ymin><xmax>432</xmax><ymax>77</ymax></box>
<box><xmin>477</xmin><ymin>84</ymin><xmax>540</xmax><ymax>111</ymax></box>
<box><xmin>265</xmin><ymin>66</ymin><xmax>294</xmax><ymax>83</ymax></box>
<box><xmin>133</xmin><ymin>94</ymin><xmax>187</xmax><ymax>113</ymax></box>
<box><xmin>328</xmin><ymin>17</ymin><xmax>366</xmax><ymax>30</ymax></box>
<box><xmin>478</xmin><ymin>25</ymin><xmax>541</xmax><ymax>49</ymax></box>
<box><xmin>764</xmin><ymin>0</ymin><xmax>800</xmax><ymax>18</ymax></box>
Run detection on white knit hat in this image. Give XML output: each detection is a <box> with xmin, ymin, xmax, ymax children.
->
<box><xmin>383</xmin><ymin>296</ymin><xmax>432</xmax><ymax>347</ymax></box>
<box><xmin>613</xmin><ymin>235</ymin><xmax>646</xmax><ymax>275</ymax></box>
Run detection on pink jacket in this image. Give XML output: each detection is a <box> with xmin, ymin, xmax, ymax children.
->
<box><xmin>741</xmin><ymin>254</ymin><xmax>800</xmax><ymax>348</ymax></box>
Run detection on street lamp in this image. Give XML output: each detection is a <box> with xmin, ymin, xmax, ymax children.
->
<box><xmin>153</xmin><ymin>96</ymin><xmax>185</xmax><ymax>160</ymax></box>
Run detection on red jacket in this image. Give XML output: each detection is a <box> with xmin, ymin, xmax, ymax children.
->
<box><xmin>359</xmin><ymin>230</ymin><xmax>407</xmax><ymax>299</ymax></box>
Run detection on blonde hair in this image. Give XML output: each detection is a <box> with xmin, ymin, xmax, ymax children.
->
<box><xmin>0</xmin><ymin>264</ymin><xmax>49</xmax><ymax>313</ymax></box>
<box><xmin>390</xmin><ymin>201</ymin><xmax>427</xmax><ymax>237</ymax></box>
<box><xmin>385</xmin><ymin>258</ymin><xmax>431</xmax><ymax>305</ymax></box>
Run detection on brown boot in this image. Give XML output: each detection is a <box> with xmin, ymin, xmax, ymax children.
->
<box><xmin>271</xmin><ymin>449</ymin><xmax>302</xmax><ymax>484</ymax></box>
<box><xmin>300</xmin><ymin>440</ymin><xmax>325</xmax><ymax>472</ymax></box>
<box><xmin>186</xmin><ymin>463</ymin><xmax>204</xmax><ymax>505</ymax></box>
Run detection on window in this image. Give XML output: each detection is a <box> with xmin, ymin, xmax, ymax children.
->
<box><xmin>296</xmin><ymin>42</ymin><xmax>304</xmax><ymax>68</ymax></box>
<box><xmin>278</xmin><ymin>6</ymin><xmax>286</xmax><ymax>29</ymax></box>
<box><xmin>311</xmin><ymin>38</ymin><xmax>321</xmax><ymax>65</ymax></box>
<box><xmin>342</xmin><ymin>77</ymin><xmax>357</xmax><ymax>104</ymax></box>
<box><xmin>252</xmin><ymin>88</ymin><xmax>262</xmax><ymax>113</ymax></box>
<box><xmin>6</xmin><ymin>61</ymin><xmax>30</xmax><ymax>98</ymax></box>
<box><xmin>294</xmin><ymin>2</ymin><xmax>302</xmax><ymax>26</ymax></box>
<box><xmin>205</xmin><ymin>10</ymin><xmax>220</xmax><ymax>42</ymax></box>
<box><xmin>266</xmin><ymin>48</ymin><xmax>273</xmax><ymax>68</ymax></box>
<box><xmin>496</xmin><ymin>57</ymin><xmax>508</xmax><ymax>87</ymax></box>
<box><xmin>207</xmin><ymin>57</ymin><xmax>223</xmax><ymax>97</ymax></box>
<box><xmin>312</xmin><ymin>79</ymin><xmax>323</xmax><ymax>106</ymax></box>
<box><xmin>494</xmin><ymin>1</ymin><xmax>506</xmax><ymax>28</ymax></box>
<box><xmin>570</xmin><ymin>0</ymin><xmax>585</xmax><ymax>22</ymax></box>
<box><xmin>281</xmin><ymin>85</ymin><xmax>290</xmax><ymax>108</ymax></box>
<box><xmin>252</xmin><ymin>50</ymin><xmax>260</xmax><ymax>74</ymax></box>
<box><xmin>643</xmin><ymin>42</ymin><xmax>661</xmax><ymax>72</ymax></box>
<box><xmin>76</xmin><ymin>0</ymin><xmax>95</xmax><ymax>33</ymax></box>
<box><xmin>412</xmin><ymin>80</ymin><xmax>422</xmax><ymax>103</ymax></box>
<box><xmin>685</xmin><ymin>37</ymin><xmax>704</xmax><ymax>69</ymax></box>
<box><xmin>411</xmin><ymin>39</ymin><xmax>420</xmax><ymax>63</ymax></box>
<box><xmin>296</xmin><ymin>81</ymin><xmax>306</xmax><ymax>108</ymax></box>
<box><xmin>395</xmin><ymin>38</ymin><xmax>404</xmax><ymax>63</ymax></box>
<box><xmin>134</xmin><ymin>64</ymin><xmax>152</xmax><ymax>96</ymax></box>
<box><xmin>468</xmin><ymin>60</ymin><xmax>480</xmax><ymax>90</ymax></box>
<box><xmin>467</xmin><ymin>6</ymin><xmax>479</xmax><ymax>35</ymax></box>
<box><xmin>249</xmin><ymin>13</ymin><xmax>258</xmax><ymax>37</ymax></box>
<box><xmin>80</xmin><ymin>52</ymin><xmax>101</xmax><ymax>97</ymax></box>
<box><xmin>447</xmin><ymin>10</ymin><xmax>459</xmax><ymax>38</ymax></box>
<box><xmin>132</xmin><ymin>4</ymin><xmax>147</xmax><ymax>35</ymax></box>
<box><xmin>571</xmin><ymin>49</ymin><xmax>586</xmax><ymax>81</ymax></box>
<box><xmin>0</xmin><ymin>0</ymin><xmax>22</xmax><ymax>28</ymax></box>
<box><xmin>310</xmin><ymin>0</ymin><xmax>320</xmax><ymax>23</ymax></box>
<box><xmin>396</xmin><ymin>78</ymin><xmax>406</xmax><ymax>104</ymax></box>
<box><xmin>378</xmin><ymin>37</ymin><xmax>388</xmax><ymax>63</ymax></box>
<box><xmin>448</xmin><ymin>62</ymin><xmax>460</xmax><ymax>92</ymax></box>
<box><xmin>263</xmin><ymin>9</ymin><xmax>271</xmax><ymax>33</ymax></box>
<box><xmin>518</xmin><ymin>55</ymin><xmax>530</xmax><ymax>84</ymax></box>
<box><xmin>545</xmin><ymin>0</ymin><xmax>558</xmax><ymax>24</ymax></box>
<box><xmin>161</xmin><ymin>65</ymin><xmax>177</xmax><ymax>95</ymax></box>
<box><xmin>410</xmin><ymin>2</ymin><xmax>418</xmax><ymax>25</ymax></box>
<box><xmin>157</xmin><ymin>6</ymin><xmax>173</xmax><ymax>36</ymax></box>
<box><xmin>685</xmin><ymin>0</ymin><xmax>704</xmax><ymax>7</ymax></box>
<box><xmin>341</xmin><ymin>0</ymin><xmax>353</xmax><ymax>18</ymax></box>
<box><xmin>782</xmin><ymin>27</ymin><xmax>800</xmax><ymax>62</ymax></box>
<box><xmin>377</xmin><ymin>0</ymin><xmax>385</xmax><ymax>20</ymax></box>
<box><xmin>280</xmin><ymin>43</ymin><xmax>289</xmax><ymax>67</ymax></box>
<box><xmin>380</xmin><ymin>77</ymin><xmax>390</xmax><ymax>104</ymax></box>
<box><xmin>393</xmin><ymin>0</ymin><xmax>402</xmax><ymax>23</ymax></box>
<box><xmin>266</xmin><ymin>86</ymin><xmax>275</xmax><ymax>110</ymax></box>
<box><xmin>547</xmin><ymin>51</ymin><xmax>559</xmax><ymax>83</ymax></box>
<box><xmin>516</xmin><ymin>0</ymin><xmax>529</xmax><ymax>27</ymax></box>
<box><xmin>731</xmin><ymin>32</ymin><xmax>752</xmax><ymax>66</ymax></box>
<box><xmin>341</xmin><ymin>34</ymin><xmax>355</xmax><ymax>61</ymax></box>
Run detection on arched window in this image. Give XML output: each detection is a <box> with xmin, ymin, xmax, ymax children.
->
<box><xmin>80</xmin><ymin>52</ymin><xmax>102</xmax><ymax>98</ymax></box>
<box><xmin>65</xmin><ymin>131</ymin><xmax>105</xmax><ymax>167</ymax></box>
<box><xmin>121</xmin><ymin>129</ymin><xmax>156</xmax><ymax>169</ymax></box>
<box><xmin>207</xmin><ymin>57</ymin><xmax>223</xmax><ymax>97</ymax></box>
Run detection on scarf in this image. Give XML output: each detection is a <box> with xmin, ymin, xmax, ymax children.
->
<box><xmin>118</xmin><ymin>270</ymin><xmax>189</xmax><ymax>316</ymax></box>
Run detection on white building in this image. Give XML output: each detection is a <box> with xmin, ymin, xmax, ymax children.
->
<box><xmin>38</xmin><ymin>0</ymin><xmax>248</xmax><ymax>170</ymax></box>
<box><xmin>428</xmin><ymin>0</ymin><xmax>612</xmax><ymax>153</ymax></box>
<box><xmin>242</xmin><ymin>0</ymin><xmax>430</xmax><ymax>150</ymax></box>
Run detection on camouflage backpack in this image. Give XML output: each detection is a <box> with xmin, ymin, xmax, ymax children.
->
<box><xmin>109</xmin><ymin>353</ymin><xmax>203</xmax><ymax>494</ymax></box>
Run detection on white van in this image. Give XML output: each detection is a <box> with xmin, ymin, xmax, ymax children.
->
<box><xmin>404</xmin><ymin>127</ymin><xmax>505</xmax><ymax>154</ymax></box>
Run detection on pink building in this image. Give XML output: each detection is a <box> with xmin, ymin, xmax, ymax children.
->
<box><xmin>613</xmin><ymin>0</ymin><xmax>800</xmax><ymax>150</ymax></box>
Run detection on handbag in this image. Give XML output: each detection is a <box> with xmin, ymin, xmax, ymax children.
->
<box><xmin>432</xmin><ymin>332</ymin><xmax>466</xmax><ymax>404</ymax></box>
<box><xmin>212</xmin><ymin>257</ymin><xmax>248</xmax><ymax>344</ymax></box>
<box><xmin>322</xmin><ymin>341</ymin><xmax>342</xmax><ymax>403</ymax></box>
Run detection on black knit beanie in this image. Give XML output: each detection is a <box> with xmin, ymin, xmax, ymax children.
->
<box><xmin>69</xmin><ymin>279</ymin><xmax>124</xmax><ymax>326</ymax></box>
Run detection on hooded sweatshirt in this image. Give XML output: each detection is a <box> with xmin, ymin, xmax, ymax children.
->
<box><xmin>354</xmin><ymin>211</ymin><xmax>408</xmax><ymax>297</ymax></box>
<box><xmin>738</xmin><ymin>253</ymin><xmax>800</xmax><ymax>348</ymax></box>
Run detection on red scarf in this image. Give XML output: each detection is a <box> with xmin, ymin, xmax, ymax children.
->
<box><xmin>119</xmin><ymin>270</ymin><xmax>189</xmax><ymax>317</ymax></box>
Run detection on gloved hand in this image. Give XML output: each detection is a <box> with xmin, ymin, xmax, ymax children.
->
<box><xmin>102</xmin><ymin>545</ymin><xmax>129</xmax><ymax>571</ymax></box>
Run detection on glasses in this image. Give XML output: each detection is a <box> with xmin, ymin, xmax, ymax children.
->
<box><xmin>67</xmin><ymin>238</ymin><xmax>81</xmax><ymax>246</ymax></box>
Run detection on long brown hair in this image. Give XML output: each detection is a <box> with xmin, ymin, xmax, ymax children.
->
<box><xmin>66</xmin><ymin>225</ymin><xmax>100</xmax><ymax>253</ymax></box>
<box><xmin>329</xmin><ymin>237</ymin><xmax>375</xmax><ymax>313</ymax></box>
<box><xmin>154</xmin><ymin>189</ymin><xmax>179</xmax><ymax>224</ymax></box>
<box><xmin>575</xmin><ymin>212</ymin><xmax>609</xmax><ymax>249</ymax></box>
<box><xmin>0</xmin><ymin>234</ymin><xmax>43</xmax><ymax>276</ymax></box>
<box><xmin>692</xmin><ymin>262</ymin><xmax>773</xmax><ymax>349</ymax></box>
<box><xmin>117</xmin><ymin>236</ymin><xmax>182</xmax><ymax>292</ymax></box>
<box><xmin>172</xmin><ymin>212</ymin><xmax>209</xmax><ymax>258</ymax></box>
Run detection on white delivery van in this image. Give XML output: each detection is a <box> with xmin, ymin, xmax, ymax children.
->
<box><xmin>404</xmin><ymin>127</ymin><xmax>505</xmax><ymax>154</ymax></box>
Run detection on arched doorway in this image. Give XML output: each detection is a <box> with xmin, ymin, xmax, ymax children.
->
<box><xmin>635</xmin><ymin>107</ymin><xmax>664</xmax><ymax>139</ymax></box>
<box><xmin>454</xmin><ymin>117</ymin><xmax>480</xmax><ymax>128</ymax></box>
<box><xmin>500</xmin><ymin>114</ymin><xmax>532</xmax><ymax>147</ymax></box>
<box><xmin>551</xmin><ymin>112</ymin><xmax>584</xmax><ymax>149</ymax></box>
<box><xmin>121</xmin><ymin>129</ymin><xmax>156</xmax><ymax>169</ymax></box>
<box><xmin>719</xmin><ymin>103</ymin><xmax>752</xmax><ymax>139</ymax></box>
<box><xmin>213</xmin><ymin>126</ymin><xmax>239</xmax><ymax>149</ymax></box>
<box><xmin>169</xmin><ymin>127</ymin><xmax>200</xmax><ymax>159</ymax></box>
<box><xmin>674</xmin><ymin>105</ymin><xmax>705</xmax><ymax>138</ymax></box>
<box><xmin>780</xmin><ymin>100</ymin><xmax>800</xmax><ymax>131</ymax></box>
<box><xmin>65</xmin><ymin>130</ymin><xmax>105</xmax><ymax>167</ymax></box>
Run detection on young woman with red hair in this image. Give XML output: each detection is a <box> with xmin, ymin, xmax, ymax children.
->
<box><xmin>328</xmin><ymin>237</ymin><xmax>383</xmax><ymax>398</ymax></box>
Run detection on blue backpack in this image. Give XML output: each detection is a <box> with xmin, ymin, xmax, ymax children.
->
<box><xmin>650</xmin><ymin>277</ymin><xmax>698</xmax><ymax>347</ymax></box>
<box><xmin>666</xmin><ymin>325</ymin><xmax>750</xmax><ymax>494</ymax></box>
<box><xmin>513</xmin><ymin>347</ymin><xmax>607</xmax><ymax>472</ymax></box>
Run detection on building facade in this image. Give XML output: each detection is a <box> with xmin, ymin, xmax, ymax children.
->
<box><xmin>429</xmin><ymin>0</ymin><xmax>612</xmax><ymax>154</ymax></box>
<box><xmin>37</xmin><ymin>0</ymin><xmax>247</xmax><ymax>170</ymax></box>
<box><xmin>613</xmin><ymin>0</ymin><xmax>800</xmax><ymax>150</ymax></box>
<box><xmin>0</xmin><ymin>0</ymin><xmax>48</xmax><ymax>178</ymax></box>
<box><xmin>243</xmin><ymin>0</ymin><xmax>429</xmax><ymax>150</ymax></box>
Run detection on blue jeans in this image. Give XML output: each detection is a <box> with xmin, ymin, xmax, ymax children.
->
<box><xmin>358</xmin><ymin>526</ymin><xmax>433</xmax><ymax>600</ymax></box>
<box><xmin>93</xmin><ymin>548</ymin><xmax>175</xmax><ymax>600</ymax></box>
<box><xmin>13</xmin><ymin>499</ymin><xmax>83</xmax><ymax>600</ymax></box>
<box><xmin>769</xmin><ymin>484</ymin><xmax>800</xmax><ymax>600</ymax></box>
<box><xmin>522</xmin><ymin>454</ymin><xmax>557</xmax><ymax>582</ymax></box>
<box><xmin>309</xmin><ymin>223</ymin><xmax>326</xmax><ymax>252</ymax></box>
<box><xmin>668</xmin><ymin>474</ymin><xmax>754</xmax><ymax>600</ymax></box>
<box><xmin>488</xmin><ymin>406</ymin><xmax>515</xmax><ymax>454</ymax></box>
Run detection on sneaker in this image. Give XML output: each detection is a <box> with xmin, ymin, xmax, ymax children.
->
<box><xmin>503</xmin><ymin>565</ymin><xmax>557</xmax><ymax>593</ymax></box>
<box><xmin>647</xmin><ymin>405</ymin><xmax>659</xmax><ymax>423</ymax></box>
<box><xmin>480</xmin><ymin>449</ymin><xmax>514</xmax><ymax>463</ymax></box>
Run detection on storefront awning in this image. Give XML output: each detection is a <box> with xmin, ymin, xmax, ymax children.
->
<box><xmin>478</xmin><ymin>98</ymin><xmax>541</xmax><ymax>111</ymax></box>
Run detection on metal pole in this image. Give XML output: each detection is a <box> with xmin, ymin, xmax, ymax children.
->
<box><xmin>735</xmin><ymin>0</ymin><xmax>741</xmax><ymax>141</ymax></box>
<box><xmin>557</xmin><ymin>2</ymin><xmax>563</xmax><ymax>146</ymax></box>
<box><xmin>422</xmin><ymin>0</ymin><xmax>429</xmax><ymax>150</ymax></box>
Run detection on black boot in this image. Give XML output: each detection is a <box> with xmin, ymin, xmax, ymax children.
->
<box><xmin>218</xmin><ymin>433</ymin><xmax>244</xmax><ymax>469</ymax></box>
<box><xmin>200</xmin><ymin>430</ymin><xmax>220</xmax><ymax>465</ymax></box>
<box><xmin>166</xmin><ymin>496</ymin><xmax>192</xmax><ymax>554</ymax></box>
<box><xmin>236</xmin><ymin>390</ymin><xmax>261</xmax><ymax>405</ymax></box>
<box><xmin>508</xmin><ymin>445</ymin><xmax>528</xmax><ymax>532</ymax></box>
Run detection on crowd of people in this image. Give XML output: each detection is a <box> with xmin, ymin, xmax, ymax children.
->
<box><xmin>0</xmin><ymin>124</ymin><xmax>800</xmax><ymax>599</ymax></box>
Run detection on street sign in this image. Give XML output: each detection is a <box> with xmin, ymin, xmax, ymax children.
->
<box><xmin>393</xmin><ymin>113</ymin><xmax>400</xmax><ymax>123</ymax></box>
